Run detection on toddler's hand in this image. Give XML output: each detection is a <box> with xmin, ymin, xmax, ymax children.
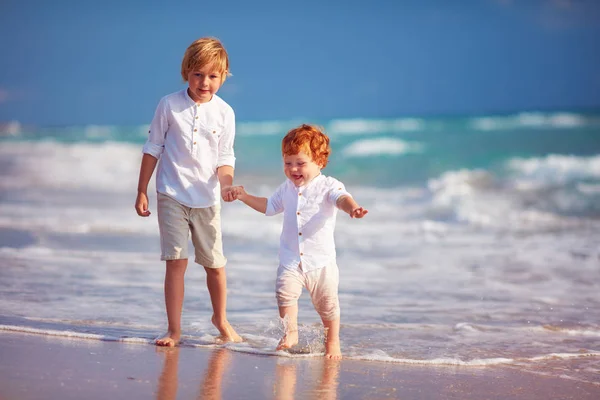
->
<box><xmin>350</xmin><ymin>207</ymin><xmax>368</xmax><ymax>219</ymax></box>
<box><xmin>230</xmin><ymin>185</ymin><xmax>246</xmax><ymax>200</ymax></box>
<box><xmin>221</xmin><ymin>185</ymin><xmax>246</xmax><ymax>202</ymax></box>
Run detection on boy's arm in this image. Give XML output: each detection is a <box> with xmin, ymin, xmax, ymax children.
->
<box><xmin>135</xmin><ymin>153</ymin><xmax>158</xmax><ymax>217</ymax></box>
<box><xmin>336</xmin><ymin>195</ymin><xmax>368</xmax><ymax>219</ymax></box>
<box><xmin>236</xmin><ymin>188</ymin><xmax>268</xmax><ymax>214</ymax></box>
<box><xmin>217</xmin><ymin>165</ymin><xmax>235</xmax><ymax>202</ymax></box>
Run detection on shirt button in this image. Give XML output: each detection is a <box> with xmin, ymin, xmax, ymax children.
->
<box><xmin>194</xmin><ymin>129</ymin><xmax>198</xmax><ymax>132</ymax></box>
<box><xmin>212</xmin><ymin>130</ymin><xmax>216</xmax><ymax>134</ymax></box>
<box><xmin>195</xmin><ymin>116</ymin><xmax>199</xmax><ymax>119</ymax></box>
<box><xmin>298</xmin><ymin>193</ymin><xmax>302</xmax><ymax>196</ymax></box>
<box><xmin>297</xmin><ymin>212</ymin><xmax>300</xmax><ymax>215</ymax></box>
<box><xmin>193</xmin><ymin>141</ymin><xmax>197</xmax><ymax>145</ymax></box>
<box><xmin>299</xmin><ymin>232</ymin><xmax>302</xmax><ymax>236</ymax></box>
<box><xmin>300</xmin><ymin>252</ymin><xmax>304</xmax><ymax>256</ymax></box>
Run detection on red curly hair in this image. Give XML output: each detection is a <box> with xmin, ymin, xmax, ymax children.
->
<box><xmin>281</xmin><ymin>124</ymin><xmax>331</xmax><ymax>168</ymax></box>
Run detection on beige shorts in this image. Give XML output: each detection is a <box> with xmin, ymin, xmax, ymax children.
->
<box><xmin>276</xmin><ymin>263</ymin><xmax>340</xmax><ymax>321</ymax></box>
<box><xmin>156</xmin><ymin>192</ymin><xmax>227</xmax><ymax>268</ymax></box>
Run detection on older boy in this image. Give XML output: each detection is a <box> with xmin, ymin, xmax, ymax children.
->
<box><xmin>135</xmin><ymin>37</ymin><xmax>241</xmax><ymax>346</ymax></box>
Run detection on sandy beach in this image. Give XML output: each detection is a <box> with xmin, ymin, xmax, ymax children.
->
<box><xmin>0</xmin><ymin>331</ymin><xmax>598</xmax><ymax>400</ymax></box>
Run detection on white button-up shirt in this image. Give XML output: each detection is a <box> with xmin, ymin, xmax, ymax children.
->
<box><xmin>142</xmin><ymin>89</ymin><xmax>236</xmax><ymax>208</ymax></box>
<box><xmin>266</xmin><ymin>174</ymin><xmax>351</xmax><ymax>272</ymax></box>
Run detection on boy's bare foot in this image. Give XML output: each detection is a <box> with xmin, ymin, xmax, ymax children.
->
<box><xmin>155</xmin><ymin>331</ymin><xmax>180</xmax><ymax>347</ymax></box>
<box><xmin>276</xmin><ymin>330</ymin><xmax>298</xmax><ymax>351</ymax></box>
<box><xmin>324</xmin><ymin>339</ymin><xmax>342</xmax><ymax>359</ymax></box>
<box><xmin>211</xmin><ymin>315</ymin><xmax>243</xmax><ymax>343</ymax></box>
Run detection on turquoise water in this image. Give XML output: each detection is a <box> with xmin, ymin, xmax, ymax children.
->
<box><xmin>0</xmin><ymin>111</ymin><xmax>599</xmax><ymax>384</ymax></box>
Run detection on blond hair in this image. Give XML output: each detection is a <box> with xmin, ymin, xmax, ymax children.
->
<box><xmin>282</xmin><ymin>124</ymin><xmax>332</xmax><ymax>168</ymax></box>
<box><xmin>181</xmin><ymin>37</ymin><xmax>231</xmax><ymax>83</ymax></box>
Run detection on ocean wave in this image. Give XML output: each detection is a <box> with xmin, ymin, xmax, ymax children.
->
<box><xmin>328</xmin><ymin>118</ymin><xmax>425</xmax><ymax>135</ymax></box>
<box><xmin>541</xmin><ymin>325</ymin><xmax>600</xmax><ymax>337</ymax></box>
<box><xmin>237</xmin><ymin>120</ymin><xmax>299</xmax><ymax>136</ymax></box>
<box><xmin>426</xmin><ymin>163</ymin><xmax>600</xmax><ymax>230</ymax></box>
<box><xmin>470</xmin><ymin>112</ymin><xmax>591</xmax><ymax>131</ymax></box>
<box><xmin>0</xmin><ymin>120</ymin><xmax>22</xmax><ymax>136</ymax></box>
<box><xmin>508</xmin><ymin>154</ymin><xmax>600</xmax><ymax>186</ymax></box>
<box><xmin>0</xmin><ymin>140</ymin><xmax>147</xmax><ymax>192</ymax></box>
<box><xmin>0</xmin><ymin>324</ymin><xmax>154</xmax><ymax>344</ymax></box>
<box><xmin>5</xmin><ymin>324</ymin><xmax>598</xmax><ymax>367</ymax></box>
<box><xmin>342</xmin><ymin>138</ymin><xmax>423</xmax><ymax>157</ymax></box>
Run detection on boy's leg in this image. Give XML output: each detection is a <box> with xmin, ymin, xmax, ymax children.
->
<box><xmin>156</xmin><ymin>259</ymin><xmax>188</xmax><ymax>347</ymax></box>
<box><xmin>276</xmin><ymin>265</ymin><xmax>303</xmax><ymax>350</ymax></box>
<box><xmin>322</xmin><ymin>318</ymin><xmax>341</xmax><ymax>359</ymax></box>
<box><xmin>205</xmin><ymin>266</ymin><xmax>242</xmax><ymax>342</ymax></box>
<box><xmin>156</xmin><ymin>193</ymin><xmax>192</xmax><ymax>347</ymax></box>
<box><xmin>189</xmin><ymin>204</ymin><xmax>241</xmax><ymax>342</ymax></box>
<box><xmin>307</xmin><ymin>264</ymin><xmax>342</xmax><ymax>359</ymax></box>
<box><xmin>277</xmin><ymin>304</ymin><xmax>299</xmax><ymax>350</ymax></box>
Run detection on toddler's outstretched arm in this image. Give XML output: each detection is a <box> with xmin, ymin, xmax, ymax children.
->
<box><xmin>231</xmin><ymin>186</ymin><xmax>268</xmax><ymax>214</ymax></box>
<box><xmin>337</xmin><ymin>195</ymin><xmax>368</xmax><ymax>219</ymax></box>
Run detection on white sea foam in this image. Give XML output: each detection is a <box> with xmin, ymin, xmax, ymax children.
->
<box><xmin>0</xmin><ymin>140</ymin><xmax>147</xmax><ymax>193</ymax></box>
<box><xmin>0</xmin><ymin>324</ymin><xmax>153</xmax><ymax>344</ymax></box>
<box><xmin>426</xmin><ymin>155</ymin><xmax>600</xmax><ymax>231</ymax></box>
<box><xmin>508</xmin><ymin>154</ymin><xmax>600</xmax><ymax>186</ymax></box>
<box><xmin>0</xmin><ymin>120</ymin><xmax>22</xmax><ymax>136</ymax></box>
<box><xmin>342</xmin><ymin>138</ymin><xmax>423</xmax><ymax>157</ymax></box>
<box><xmin>470</xmin><ymin>112</ymin><xmax>589</xmax><ymax>131</ymax></box>
<box><xmin>328</xmin><ymin>118</ymin><xmax>424</xmax><ymax>135</ymax></box>
<box><xmin>83</xmin><ymin>125</ymin><xmax>116</xmax><ymax>139</ymax></box>
<box><xmin>237</xmin><ymin>120</ymin><xmax>299</xmax><ymax>136</ymax></box>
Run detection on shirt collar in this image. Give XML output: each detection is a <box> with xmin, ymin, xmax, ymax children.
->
<box><xmin>183</xmin><ymin>88</ymin><xmax>214</xmax><ymax>106</ymax></box>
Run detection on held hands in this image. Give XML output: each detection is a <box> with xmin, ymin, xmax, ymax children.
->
<box><xmin>350</xmin><ymin>206</ymin><xmax>368</xmax><ymax>219</ymax></box>
<box><xmin>221</xmin><ymin>185</ymin><xmax>246</xmax><ymax>202</ymax></box>
<box><xmin>135</xmin><ymin>191</ymin><xmax>151</xmax><ymax>217</ymax></box>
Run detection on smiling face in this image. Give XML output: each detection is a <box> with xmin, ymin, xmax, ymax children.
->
<box><xmin>186</xmin><ymin>64</ymin><xmax>223</xmax><ymax>103</ymax></box>
<box><xmin>283</xmin><ymin>151</ymin><xmax>322</xmax><ymax>187</ymax></box>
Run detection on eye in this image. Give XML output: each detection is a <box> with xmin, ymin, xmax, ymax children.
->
<box><xmin>210</xmin><ymin>74</ymin><xmax>219</xmax><ymax>79</ymax></box>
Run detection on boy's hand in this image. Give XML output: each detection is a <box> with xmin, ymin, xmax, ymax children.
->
<box><xmin>135</xmin><ymin>192</ymin><xmax>151</xmax><ymax>217</ymax></box>
<box><xmin>350</xmin><ymin>207</ymin><xmax>368</xmax><ymax>219</ymax></box>
<box><xmin>229</xmin><ymin>185</ymin><xmax>247</xmax><ymax>201</ymax></box>
<box><xmin>221</xmin><ymin>186</ymin><xmax>234</xmax><ymax>202</ymax></box>
<box><xmin>221</xmin><ymin>185</ymin><xmax>246</xmax><ymax>202</ymax></box>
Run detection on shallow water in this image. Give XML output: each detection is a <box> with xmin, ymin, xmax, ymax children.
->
<box><xmin>1</xmin><ymin>112</ymin><xmax>599</xmax><ymax>386</ymax></box>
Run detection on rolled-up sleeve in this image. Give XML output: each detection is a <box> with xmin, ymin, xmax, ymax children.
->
<box><xmin>216</xmin><ymin>108</ymin><xmax>236</xmax><ymax>168</ymax></box>
<box><xmin>266</xmin><ymin>182</ymin><xmax>286</xmax><ymax>216</ymax></box>
<box><xmin>142</xmin><ymin>97</ymin><xmax>168</xmax><ymax>159</ymax></box>
<box><xmin>327</xmin><ymin>178</ymin><xmax>351</xmax><ymax>205</ymax></box>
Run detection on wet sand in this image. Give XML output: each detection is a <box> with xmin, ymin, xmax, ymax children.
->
<box><xmin>1</xmin><ymin>331</ymin><xmax>598</xmax><ymax>399</ymax></box>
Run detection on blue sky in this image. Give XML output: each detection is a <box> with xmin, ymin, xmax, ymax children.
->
<box><xmin>1</xmin><ymin>0</ymin><xmax>599</xmax><ymax>126</ymax></box>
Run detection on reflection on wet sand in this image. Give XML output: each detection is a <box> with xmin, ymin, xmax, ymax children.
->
<box><xmin>274</xmin><ymin>359</ymin><xmax>341</xmax><ymax>400</ymax></box>
<box><xmin>156</xmin><ymin>347</ymin><xmax>230</xmax><ymax>400</ymax></box>
<box><xmin>198</xmin><ymin>348</ymin><xmax>231</xmax><ymax>400</ymax></box>
<box><xmin>156</xmin><ymin>347</ymin><xmax>340</xmax><ymax>400</ymax></box>
<box><xmin>156</xmin><ymin>347</ymin><xmax>180</xmax><ymax>400</ymax></box>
